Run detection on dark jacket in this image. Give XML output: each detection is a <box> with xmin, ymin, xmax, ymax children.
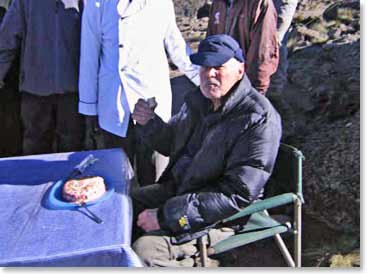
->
<box><xmin>0</xmin><ymin>0</ymin><xmax>82</xmax><ymax>95</ymax></box>
<box><xmin>136</xmin><ymin>75</ymin><xmax>282</xmax><ymax>241</ymax></box>
<box><xmin>207</xmin><ymin>0</ymin><xmax>279</xmax><ymax>94</ymax></box>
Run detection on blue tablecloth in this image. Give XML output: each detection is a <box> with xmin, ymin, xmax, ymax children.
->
<box><xmin>0</xmin><ymin>149</ymin><xmax>143</xmax><ymax>267</ymax></box>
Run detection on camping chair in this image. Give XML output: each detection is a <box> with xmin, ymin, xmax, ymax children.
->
<box><xmin>198</xmin><ymin>143</ymin><xmax>305</xmax><ymax>267</ymax></box>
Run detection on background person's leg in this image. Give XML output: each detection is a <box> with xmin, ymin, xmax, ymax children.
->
<box><xmin>135</xmin><ymin>134</ymin><xmax>156</xmax><ymax>186</ymax></box>
<box><xmin>274</xmin><ymin>0</ymin><xmax>299</xmax><ymax>44</ymax></box>
<box><xmin>55</xmin><ymin>93</ymin><xmax>85</xmax><ymax>153</ymax></box>
<box><xmin>0</xmin><ymin>86</ymin><xmax>22</xmax><ymax>157</ymax></box>
<box><xmin>270</xmin><ymin>0</ymin><xmax>299</xmax><ymax>93</ymax></box>
<box><xmin>21</xmin><ymin>92</ymin><xmax>54</xmax><ymax>155</ymax></box>
<box><xmin>95</xmin><ymin>119</ymin><xmax>136</xmax><ymax>165</ymax></box>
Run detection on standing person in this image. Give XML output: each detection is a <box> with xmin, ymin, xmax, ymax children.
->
<box><xmin>0</xmin><ymin>0</ymin><xmax>22</xmax><ymax>157</ymax></box>
<box><xmin>262</xmin><ymin>0</ymin><xmax>299</xmax><ymax>140</ymax></box>
<box><xmin>79</xmin><ymin>0</ymin><xmax>200</xmax><ymax>186</ymax></box>
<box><xmin>130</xmin><ymin>35</ymin><xmax>281</xmax><ymax>267</ymax></box>
<box><xmin>206</xmin><ymin>0</ymin><xmax>279</xmax><ymax>95</ymax></box>
<box><xmin>0</xmin><ymin>0</ymin><xmax>85</xmax><ymax>155</ymax></box>
<box><xmin>271</xmin><ymin>0</ymin><xmax>299</xmax><ymax>92</ymax></box>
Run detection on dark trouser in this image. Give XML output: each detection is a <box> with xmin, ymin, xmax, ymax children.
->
<box><xmin>135</xmin><ymin>135</ymin><xmax>157</xmax><ymax>186</ymax></box>
<box><xmin>89</xmin><ymin>119</ymin><xmax>136</xmax><ymax>166</ymax></box>
<box><xmin>0</xmin><ymin>86</ymin><xmax>22</xmax><ymax>157</ymax></box>
<box><xmin>21</xmin><ymin>92</ymin><xmax>85</xmax><ymax>155</ymax></box>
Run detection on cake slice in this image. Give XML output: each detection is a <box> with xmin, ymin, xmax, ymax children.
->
<box><xmin>62</xmin><ymin>176</ymin><xmax>106</xmax><ymax>204</ymax></box>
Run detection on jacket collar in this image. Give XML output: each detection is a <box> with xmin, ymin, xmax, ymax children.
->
<box><xmin>221</xmin><ymin>73</ymin><xmax>252</xmax><ymax>116</ymax></box>
<box><xmin>186</xmin><ymin>74</ymin><xmax>252</xmax><ymax>118</ymax></box>
<box><xmin>117</xmin><ymin>0</ymin><xmax>147</xmax><ymax>18</ymax></box>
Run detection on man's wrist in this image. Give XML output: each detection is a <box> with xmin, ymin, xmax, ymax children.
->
<box><xmin>157</xmin><ymin>206</ymin><xmax>170</xmax><ymax>231</ymax></box>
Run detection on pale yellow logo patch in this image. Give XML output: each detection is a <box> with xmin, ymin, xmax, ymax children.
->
<box><xmin>178</xmin><ymin>216</ymin><xmax>188</xmax><ymax>228</ymax></box>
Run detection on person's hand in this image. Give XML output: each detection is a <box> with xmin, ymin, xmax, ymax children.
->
<box><xmin>132</xmin><ymin>99</ymin><xmax>155</xmax><ymax>126</ymax></box>
<box><xmin>136</xmin><ymin>208</ymin><xmax>161</xmax><ymax>232</ymax></box>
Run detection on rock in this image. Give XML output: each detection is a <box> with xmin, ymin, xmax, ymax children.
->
<box><xmin>288</xmin><ymin>41</ymin><xmax>359</xmax><ymax>118</ymax></box>
<box><xmin>296</xmin><ymin>26</ymin><xmax>330</xmax><ymax>44</ymax></box>
<box><xmin>173</xmin><ymin>0</ymin><xmax>208</xmax><ymax>18</ymax></box>
<box><xmin>329</xmin><ymin>250</ymin><xmax>360</xmax><ymax>267</ymax></box>
<box><xmin>323</xmin><ymin>1</ymin><xmax>360</xmax><ymax>22</ymax></box>
<box><xmin>300</xmin><ymin>111</ymin><xmax>360</xmax><ymax>234</ymax></box>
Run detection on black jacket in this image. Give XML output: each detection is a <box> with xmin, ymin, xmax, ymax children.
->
<box><xmin>135</xmin><ymin>75</ymin><xmax>282</xmax><ymax>241</ymax></box>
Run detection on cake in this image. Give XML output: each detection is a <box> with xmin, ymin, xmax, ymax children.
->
<box><xmin>62</xmin><ymin>176</ymin><xmax>106</xmax><ymax>204</ymax></box>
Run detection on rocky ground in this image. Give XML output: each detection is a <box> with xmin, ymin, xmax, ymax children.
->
<box><xmin>171</xmin><ymin>0</ymin><xmax>360</xmax><ymax>267</ymax></box>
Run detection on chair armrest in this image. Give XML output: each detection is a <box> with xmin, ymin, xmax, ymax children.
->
<box><xmin>222</xmin><ymin>193</ymin><xmax>298</xmax><ymax>224</ymax></box>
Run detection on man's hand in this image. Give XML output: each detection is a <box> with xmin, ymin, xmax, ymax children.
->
<box><xmin>132</xmin><ymin>99</ymin><xmax>155</xmax><ymax>126</ymax></box>
<box><xmin>137</xmin><ymin>208</ymin><xmax>161</xmax><ymax>232</ymax></box>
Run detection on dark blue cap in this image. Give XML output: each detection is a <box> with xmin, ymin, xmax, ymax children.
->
<box><xmin>190</xmin><ymin>34</ymin><xmax>245</xmax><ymax>67</ymax></box>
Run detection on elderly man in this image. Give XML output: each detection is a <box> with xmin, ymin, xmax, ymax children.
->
<box><xmin>131</xmin><ymin>34</ymin><xmax>282</xmax><ymax>267</ymax></box>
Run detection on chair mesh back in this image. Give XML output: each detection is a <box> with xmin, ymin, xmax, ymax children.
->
<box><xmin>265</xmin><ymin>143</ymin><xmax>302</xmax><ymax>198</ymax></box>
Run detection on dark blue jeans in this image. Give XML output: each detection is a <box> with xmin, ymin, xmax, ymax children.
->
<box><xmin>21</xmin><ymin>92</ymin><xmax>85</xmax><ymax>155</ymax></box>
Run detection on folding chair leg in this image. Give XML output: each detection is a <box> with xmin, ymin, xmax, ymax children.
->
<box><xmin>263</xmin><ymin>210</ymin><xmax>295</xmax><ymax>267</ymax></box>
<box><xmin>294</xmin><ymin>198</ymin><xmax>302</xmax><ymax>267</ymax></box>
<box><xmin>274</xmin><ymin>233</ymin><xmax>295</xmax><ymax>267</ymax></box>
<box><xmin>198</xmin><ymin>236</ymin><xmax>208</xmax><ymax>267</ymax></box>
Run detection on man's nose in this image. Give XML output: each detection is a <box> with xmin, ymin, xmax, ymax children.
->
<box><xmin>206</xmin><ymin>67</ymin><xmax>217</xmax><ymax>77</ymax></box>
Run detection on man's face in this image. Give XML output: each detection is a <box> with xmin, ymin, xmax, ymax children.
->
<box><xmin>199</xmin><ymin>58</ymin><xmax>245</xmax><ymax>103</ymax></box>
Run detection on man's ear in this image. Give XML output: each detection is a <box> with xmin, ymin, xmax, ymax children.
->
<box><xmin>238</xmin><ymin>63</ymin><xmax>245</xmax><ymax>79</ymax></box>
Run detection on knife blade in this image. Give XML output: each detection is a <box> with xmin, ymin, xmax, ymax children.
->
<box><xmin>65</xmin><ymin>154</ymin><xmax>98</xmax><ymax>181</ymax></box>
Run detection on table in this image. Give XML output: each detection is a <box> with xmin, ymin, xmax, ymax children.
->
<box><xmin>0</xmin><ymin>148</ymin><xmax>143</xmax><ymax>267</ymax></box>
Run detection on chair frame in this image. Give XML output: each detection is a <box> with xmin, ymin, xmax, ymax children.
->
<box><xmin>198</xmin><ymin>143</ymin><xmax>305</xmax><ymax>267</ymax></box>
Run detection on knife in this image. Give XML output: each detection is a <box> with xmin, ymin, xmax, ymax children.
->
<box><xmin>66</xmin><ymin>154</ymin><xmax>99</xmax><ymax>181</ymax></box>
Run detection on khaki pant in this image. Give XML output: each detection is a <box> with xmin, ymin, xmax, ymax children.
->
<box><xmin>133</xmin><ymin>228</ymin><xmax>234</xmax><ymax>267</ymax></box>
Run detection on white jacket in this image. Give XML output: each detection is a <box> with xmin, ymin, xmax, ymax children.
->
<box><xmin>117</xmin><ymin>0</ymin><xmax>199</xmax><ymax>123</ymax></box>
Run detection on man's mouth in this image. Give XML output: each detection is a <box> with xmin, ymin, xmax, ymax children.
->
<box><xmin>207</xmin><ymin>81</ymin><xmax>220</xmax><ymax>87</ymax></box>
